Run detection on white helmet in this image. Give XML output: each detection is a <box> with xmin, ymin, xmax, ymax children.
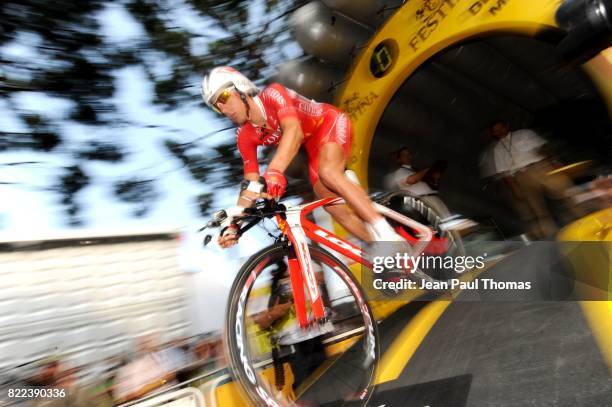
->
<box><xmin>201</xmin><ymin>66</ymin><xmax>259</xmax><ymax>108</ymax></box>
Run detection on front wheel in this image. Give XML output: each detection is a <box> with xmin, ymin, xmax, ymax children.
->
<box><xmin>225</xmin><ymin>243</ymin><xmax>379</xmax><ymax>407</ymax></box>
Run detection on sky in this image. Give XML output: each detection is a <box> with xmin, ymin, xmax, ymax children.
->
<box><xmin>0</xmin><ymin>1</ymin><xmax>302</xmax><ymax>272</ymax></box>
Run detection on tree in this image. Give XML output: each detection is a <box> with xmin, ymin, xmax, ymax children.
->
<box><xmin>0</xmin><ymin>0</ymin><xmax>306</xmax><ymax>225</ymax></box>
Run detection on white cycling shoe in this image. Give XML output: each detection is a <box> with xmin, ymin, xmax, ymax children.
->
<box><xmin>366</xmin><ymin>218</ymin><xmax>412</xmax><ymax>262</ymax></box>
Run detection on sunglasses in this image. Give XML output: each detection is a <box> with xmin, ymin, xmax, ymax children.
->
<box><xmin>212</xmin><ymin>87</ymin><xmax>234</xmax><ymax>114</ymax></box>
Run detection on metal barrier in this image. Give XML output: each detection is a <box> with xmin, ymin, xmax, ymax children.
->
<box><xmin>119</xmin><ymin>365</ymin><xmax>225</xmax><ymax>407</ymax></box>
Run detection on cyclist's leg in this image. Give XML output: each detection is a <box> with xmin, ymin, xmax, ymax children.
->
<box><xmin>317</xmin><ymin>144</ymin><xmax>380</xmax><ymax>222</ymax></box>
<box><xmin>312</xmin><ymin>178</ymin><xmax>371</xmax><ymax>241</ymax></box>
<box><xmin>304</xmin><ymin>114</ymin><xmax>371</xmax><ymax>241</ymax></box>
<box><xmin>309</xmin><ymin>110</ymin><xmax>401</xmax><ymax>242</ymax></box>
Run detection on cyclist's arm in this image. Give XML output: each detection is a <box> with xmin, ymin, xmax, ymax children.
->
<box><xmin>268</xmin><ymin>116</ymin><xmax>304</xmax><ymax>172</ymax></box>
<box><xmin>263</xmin><ymin>83</ymin><xmax>303</xmax><ymax>173</ymax></box>
<box><xmin>237</xmin><ymin>128</ymin><xmax>265</xmax><ymax>207</ymax></box>
<box><xmin>238</xmin><ymin>172</ymin><xmax>262</xmax><ymax>208</ymax></box>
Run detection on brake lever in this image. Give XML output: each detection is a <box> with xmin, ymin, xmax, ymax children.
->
<box><xmin>198</xmin><ymin>219</ymin><xmax>221</xmax><ymax>232</ymax></box>
<box><xmin>203</xmin><ymin>234</ymin><xmax>213</xmax><ymax>246</ymax></box>
<box><xmin>242</xmin><ymin>206</ymin><xmax>257</xmax><ymax>215</ymax></box>
<box><xmin>200</xmin><ymin>200</ymin><xmax>280</xmax><ymax>246</ymax></box>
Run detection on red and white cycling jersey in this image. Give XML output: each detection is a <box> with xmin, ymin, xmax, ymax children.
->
<box><xmin>237</xmin><ymin>83</ymin><xmax>352</xmax><ymax>184</ymax></box>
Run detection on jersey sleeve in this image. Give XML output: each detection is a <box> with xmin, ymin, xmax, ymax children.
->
<box><xmin>264</xmin><ymin>83</ymin><xmax>298</xmax><ymax>121</ymax></box>
<box><xmin>237</xmin><ymin>126</ymin><xmax>260</xmax><ymax>176</ymax></box>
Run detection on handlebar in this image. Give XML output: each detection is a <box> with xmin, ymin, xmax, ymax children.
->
<box><xmin>200</xmin><ymin>199</ymin><xmax>286</xmax><ymax>246</ymax></box>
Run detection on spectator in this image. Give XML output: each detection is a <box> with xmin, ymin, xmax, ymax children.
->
<box><xmin>194</xmin><ymin>335</ymin><xmax>224</xmax><ymax>367</ymax></box>
<box><xmin>112</xmin><ymin>334</ymin><xmax>175</xmax><ymax>404</ymax></box>
<box><xmin>479</xmin><ymin>120</ymin><xmax>575</xmax><ymax>239</ymax></box>
<box><xmin>27</xmin><ymin>358</ymin><xmax>61</xmax><ymax>387</ymax></box>
<box><xmin>156</xmin><ymin>339</ymin><xmax>193</xmax><ymax>374</ymax></box>
<box><xmin>28</xmin><ymin>357</ymin><xmax>92</xmax><ymax>407</ymax></box>
<box><xmin>385</xmin><ymin>147</ymin><xmax>435</xmax><ymax>195</ymax></box>
<box><xmin>385</xmin><ymin>147</ymin><xmax>452</xmax><ymax>217</ymax></box>
<box><xmin>156</xmin><ymin>338</ymin><xmax>197</xmax><ymax>383</ymax></box>
<box><xmin>422</xmin><ymin>160</ymin><xmax>448</xmax><ymax>191</ymax></box>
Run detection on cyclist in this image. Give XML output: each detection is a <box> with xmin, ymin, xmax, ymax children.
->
<box><xmin>201</xmin><ymin>66</ymin><xmax>402</xmax><ymax>248</ymax></box>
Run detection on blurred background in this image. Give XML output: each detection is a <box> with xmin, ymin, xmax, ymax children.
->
<box><xmin>0</xmin><ymin>1</ymin><xmax>310</xmax><ymax>404</ymax></box>
<box><xmin>1</xmin><ymin>0</ymin><xmax>611</xmax><ymax>405</ymax></box>
<box><xmin>0</xmin><ymin>0</ymin><xmax>310</xmax><ymax>230</ymax></box>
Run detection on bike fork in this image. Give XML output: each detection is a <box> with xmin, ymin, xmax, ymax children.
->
<box><xmin>287</xmin><ymin>251</ymin><xmax>326</xmax><ymax>329</ymax></box>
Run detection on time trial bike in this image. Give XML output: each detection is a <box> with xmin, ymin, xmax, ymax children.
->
<box><xmin>201</xmin><ymin>190</ymin><xmax>465</xmax><ymax>406</ymax></box>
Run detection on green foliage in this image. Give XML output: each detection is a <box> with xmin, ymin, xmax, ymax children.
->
<box><xmin>114</xmin><ymin>178</ymin><xmax>158</xmax><ymax>217</ymax></box>
<box><xmin>57</xmin><ymin>165</ymin><xmax>90</xmax><ymax>225</ymax></box>
<box><xmin>77</xmin><ymin>142</ymin><xmax>125</xmax><ymax>162</ymax></box>
<box><xmin>195</xmin><ymin>192</ymin><xmax>214</xmax><ymax>216</ymax></box>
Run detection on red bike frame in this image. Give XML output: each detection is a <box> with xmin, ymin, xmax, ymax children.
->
<box><xmin>274</xmin><ymin>196</ymin><xmax>438</xmax><ymax>328</ymax></box>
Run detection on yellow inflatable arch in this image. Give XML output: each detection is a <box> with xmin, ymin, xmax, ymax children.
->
<box><xmin>337</xmin><ymin>0</ymin><xmax>611</xmax><ymax>178</ymax></box>
<box><xmin>337</xmin><ymin>0</ymin><xmax>611</xmax><ymax>369</ymax></box>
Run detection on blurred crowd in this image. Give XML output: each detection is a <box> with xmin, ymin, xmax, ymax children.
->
<box><xmin>3</xmin><ymin>332</ymin><xmax>224</xmax><ymax>406</ymax></box>
<box><xmin>385</xmin><ymin>119</ymin><xmax>611</xmax><ymax>241</ymax></box>
<box><xmin>477</xmin><ymin>119</ymin><xmax>607</xmax><ymax>239</ymax></box>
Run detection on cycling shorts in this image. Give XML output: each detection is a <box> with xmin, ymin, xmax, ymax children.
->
<box><xmin>303</xmin><ymin>109</ymin><xmax>353</xmax><ymax>184</ymax></box>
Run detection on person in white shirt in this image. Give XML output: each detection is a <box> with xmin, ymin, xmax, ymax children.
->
<box><xmin>385</xmin><ymin>147</ymin><xmax>451</xmax><ymax>218</ymax></box>
<box><xmin>481</xmin><ymin>120</ymin><xmax>573</xmax><ymax>239</ymax></box>
<box><xmin>113</xmin><ymin>334</ymin><xmax>175</xmax><ymax>404</ymax></box>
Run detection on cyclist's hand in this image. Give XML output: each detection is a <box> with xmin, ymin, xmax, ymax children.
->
<box><xmin>218</xmin><ymin>224</ymin><xmax>239</xmax><ymax>248</ymax></box>
<box><xmin>263</xmin><ymin>169</ymin><xmax>287</xmax><ymax>200</ymax></box>
<box><xmin>216</xmin><ymin>206</ymin><xmax>244</xmax><ymax>248</ymax></box>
